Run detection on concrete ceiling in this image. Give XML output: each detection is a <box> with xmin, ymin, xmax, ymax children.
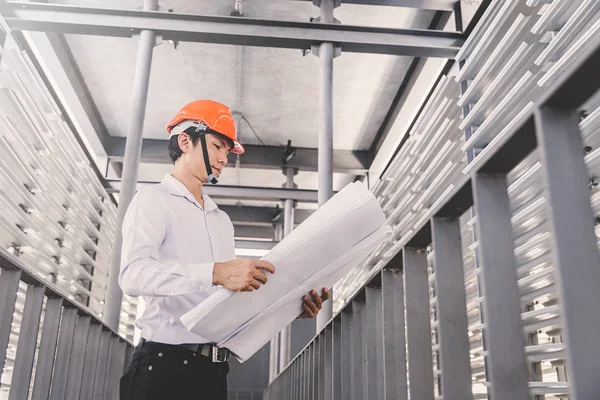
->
<box><xmin>51</xmin><ymin>0</ymin><xmax>436</xmax><ymax>149</ymax></box>
<box><xmin>29</xmin><ymin>0</ymin><xmax>446</xmax><ymax>240</ymax></box>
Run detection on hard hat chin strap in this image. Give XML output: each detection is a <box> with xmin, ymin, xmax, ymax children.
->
<box><xmin>199</xmin><ymin>134</ymin><xmax>218</xmax><ymax>185</ymax></box>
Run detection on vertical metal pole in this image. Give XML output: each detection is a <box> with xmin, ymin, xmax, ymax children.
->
<box><xmin>333</xmin><ymin>315</ymin><xmax>342</xmax><ymax>400</ymax></box>
<box><xmin>49</xmin><ymin>307</ymin><xmax>78</xmax><ymax>400</ymax></box>
<box><xmin>280</xmin><ymin>167</ymin><xmax>296</xmax><ymax>370</ymax></box>
<box><xmin>32</xmin><ymin>298</ymin><xmax>63</xmax><ymax>400</ymax></box>
<box><xmin>104</xmin><ymin>0</ymin><xmax>159</xmax><ymax>330</ymax></box>
<box><xmin>366</xmin><ymin>283</ymin><xmax>384</xmax><ymax>400</ymax></box>
<box><xmin>9</xmin><ymin>285</ymin><xmax>45</xmax><ymax>400</ymax></box>
<box><xmin>403</xmin><ymin>248</ymin><xmax>435</xmax><ymax>400</ymax></box>
<box><xmin>432</xmin><ymin>218</ymin><xmax>472</xmax><ymax>400</ymax></box>
<box><xmin>269</xmin><ymin>323</ymin><xmax>280</xmax><ymax>382</ymax></box>
<box><xmin>316</xmin><ymin>0</ymin><xmax>335</xmax><ymax>332</ymax></box>
<box><xmin>534</xmin><ymin>106</ymin><xmax>600</xmax><ymax>400</ymax></box>
<box><xmin>472</xmin><ymin>174</ymin><xmax>529</xmax><ymax>400</ymax></box>
<box><xmin>351</xmin><ymin>293</ymin><xmax>367</xmax><ymax>400</ymax></box>
<box><xmin>340</xmin><ymin>305</ymin><xmax>353</xmax><ymax>400</ymax></box>
<box><xmin>0</xmin><ymin>268</ymin><xmax>21</xmax><ymax>382</ymax></box>
<box><xmin>382</xmin><ymin>269</ymin><xmax>408</xmax><ymax>400</ymax></box>
<box><xmin>66</xmin><ymin>316</ymin><xmax>91</xmax><ymax>400</ymax></box>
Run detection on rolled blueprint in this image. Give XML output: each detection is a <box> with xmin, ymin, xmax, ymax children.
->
<box><xmin>181</xmin><ymin>181</ymin><xmax>392</xmax><ymax>361</ymax></box>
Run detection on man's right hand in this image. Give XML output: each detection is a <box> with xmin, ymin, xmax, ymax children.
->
<box><xmin>212</xmin><ymin>259</ymin><xmax>276</xmax><ymax>292</ymax></box>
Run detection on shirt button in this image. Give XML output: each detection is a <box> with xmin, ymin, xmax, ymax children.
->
<box><xmin>158</xmin><ymin>353</ymin><xmax>163</xmax><ymax>357</ymax></box>
<box><xmin>183</xmin><ymin>360</ymin><xmax>188</xmax><ymax>365</ymax></box>
<box><xmin>149</xmin><ymin>366</ymin><xmax>153</xmax><ymax>371</ymax></box>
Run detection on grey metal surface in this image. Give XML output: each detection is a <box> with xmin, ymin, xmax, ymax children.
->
<box><xmin>315</xmin><ymin>0</ymin><xmax>336</xmax><ymax>333</ymax></box>
<box><xmin>403</xmin><ymin>248</ymin><xmax>434</xmax><ymax>400</ymax></box>
<box><xmin>0</xmin><ymin>268</ymin><xmax>21</xmax><ymax>382</ymax></box>
<box><xmin>49</xmin><ymin>307</ymin><xmax>78</xmax><ymax>400</ymax></box>
<box><xmin>365</xmin><ymin>285</ymin><xmax>384</xmax><ymax>400</ymax></box>
<box><xmin>294</xmin><ymin>0</ymin><xmax>457</xmax><ymax>10</ymax></box>
<box><xmin>105</xmin><ymin>0</ymin><xmax>159</xmax><ymax>330</ymax></box>
<box><xmin>535</xmin><ymin>106</ymin><xmax>600</xmax><ymax>400</ymax></box>
<box><xmin>351</xmin><ymin>294</ymin><xmax>367</xmax><ymax>399</ymax></box>
<box><xmin>107</xmin><ymin>180</ymin><xmax>322</xmax><ymax>202</ymax></box>
<box><xmin>432</xmin><ymin>217</ymin><xmax>472</xmax><ymax>400</ymax></box>
<box><xmin>80</xmin><ymin>322</ymin><xmax>102</xmax><ymax>400</ymax></box>
<box><xmin>65</xmin><ymin>315</ymin><xmax>91</xmax><ymax>400</ymax></box>
<box><xmin>324</xmin><ymin>324</ymin><xmax>333</xmax><ymax>400</ymax></box>
<box><xmin>92</xmin><ymin>330</ymin><xmax>111</xmax><ymax>400</ymax></box>
<box><xmin>31</xmin><ymin>297</ymin><xmax>63</xmax><ymax>400</ymax></box>
<box><xmin>333</xmin><ymin>315</ymin><xmax>342</xmax><ymax>400</ymax></box>
<box><xmin>104</xmin><ymin>336</ymin><xmax>121</xmax><ymax>400</ymax></box>
<box><xmin>472</xmin><ymin>173</ymin><xmax>529</xmax><ymax>400</ymax></box>
<box><xmin>4</xmin><ymin>2</ymin><xmax>463</xmax><ymax>58</ymax></box>
<box><xmin>317</xmin><ymin>332</ymin><xmax>325</xmax><ymax>400</ymax></box>
<box><xmin>9</xmin><ymin>284</ymin><xmax>44</xmax><ymax>400</ymax></box>
<box><xmin>108</xmin><ymin>138</ymin><xmax>370</xmax><ymax>175</ymax></box>
<box><xmin>382</xmin><ymin>269</ymin><xmax>408</xmax><ymax>400</ymax></box>
<box><xmin>340</xmin><ymin>306</ymin><xmax>352</xmax><ymax>400</ymax></box>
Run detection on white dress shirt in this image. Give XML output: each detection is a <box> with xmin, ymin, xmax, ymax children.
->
<box><xmin>119</xmin><ymin>174</ymin><xmax>236</xmax><ymax>344</ymax></box>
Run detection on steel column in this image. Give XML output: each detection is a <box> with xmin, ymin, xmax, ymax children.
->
<box><xmin>316</xmin><ymin>0</ymin><xmax>336</xmax><ymax>333</ymax></box>
<box><xmin>324</xmin><ymin>324</ymin><xmax>333</xmax><ymax>400</ymax></box>
<box><xmin>366</xmin><ymin>284</ymin><xmax>385</xmax><ymax>400</ymax></box>
<box><xmin>333</xmin><ymin>315</ymin><xmax>342</xmax><ymax>400</ymax></box>
<box><xmin>340</xmin><ymin>306</ymin><xmax>353</xmax><ymax>400</ymax></box>
<box><xmin>31</xmin><ymin>297</ymin><xmax>63</xmax><ymax>400</ymax></box>
<box><xmin>432</xmin><ymin>218</ymin><xmax>472</xmax><ymax>400</ymax></box>
<box><xmin>49</xmin><ymin>307</ymin><xmax>78</xmax><ymax>400</ymax></box>
<box><xmin>79</xmin><ymin>323</ymin><xmax>102</xmax><ymax>400</ymax></box>
<box><xmin>472</xmin><ymin>173</ymin><xmax>529</xmax><ymax>400</ymax></box>
<box><xmin>0</xmin><ymin>268</ymin><xmax>21</xmax><ymax>385</ymax></box>
<box><xmin>382</xmin><ymin>269</ymin><xmax>408</xmax><ymax>400</ymax></box>
<box><xmin>279</xmin><ymin>167</ymin><xmax>297</xmax><ymax>371</ymax></box>
<box><xmin>105</xmin><ymin>0</ymin><xmax>159</xmax><ymax>330</ymax></box>
<box><xmin>403</xmin><ymin>248</ymin><xmax>435</xmax><ymax>400</ymax></box>
<box><xmin>9</xmin><ymin>285</ymin><xmax>45</xmax><ymax>400</ymax></box>
<box><xmin>66</xmin><ymin>315</ymin><xmax>91</xmax><ymax>400</ymax></box>
<box><xmin>351</xmin><ymin>293</ymin><xmax>367</xmax><ymax>399</ymax></box>
<box><xmin>534</xmin><ymin>106</ymin><xmax>600</xmax><ymax>400</ymax></box>
<box><xmin>92</xmin><ymin>330</ymin><xmax>111</xmax><ymax>399</ymax></box>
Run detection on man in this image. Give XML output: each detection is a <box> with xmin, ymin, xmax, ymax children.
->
<box><xmin>118</xmin><ymin>100</ymin><xmax>329</xmax><ymax>400</ymax></box>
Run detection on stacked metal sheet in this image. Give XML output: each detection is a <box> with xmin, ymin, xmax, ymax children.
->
<box><xmin>336</xmin><ymin>0</ymin><xmax>600</xmax><ymax>398</ymax></box>
<box><xmin>0</xmin><ymin>35</ymin><xmax>136</xmax><ymax>394</ymax></box>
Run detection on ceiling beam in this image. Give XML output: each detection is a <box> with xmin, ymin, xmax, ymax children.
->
<box><xmin>234</xmin><ymin>225</ymin><xmax>274</xmax><ymax>240</ymax></box>
<box><xmin>235</xmin><ymin>240</ymin><xmax>277</xmax><ymax>250</ymax></box>
<box><xmin>105</xmin><ymin>180</ymin><xmax>321</xmax><ymax>202</ymax></box>
<box><xmin>219</xmin><ymin>205</ymin><xmax>312</xmax><ymax>226</ymax></box>
<box><xmin>3</xmin><ymin>2</ymin><xmax>464</xmax><ymax>58</ymax></box>
<box><xmin>293</xmin><ymin>0</ymin><xmax>457</xmax><ymax>11</ymax></box>
<box><xmin>108</xmin><ymin>138</ymin><xmax>370</xmax><ymax>175</ymax></box>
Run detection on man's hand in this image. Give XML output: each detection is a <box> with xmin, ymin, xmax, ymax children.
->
<box><xmin>297</xmin><ymin>288</ymin><xmax>330</xmax><ymax>319</ymax></box>
<box><xmin>213</xmin><ymin>259</ymin><xmax>275</xmax><ymax>292</ymax></box>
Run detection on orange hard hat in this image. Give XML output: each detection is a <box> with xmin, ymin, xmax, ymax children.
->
<box><xmin>165</xmin><ymin>100</ymin><xmax>245</xmax><ymax>154</ymax></box>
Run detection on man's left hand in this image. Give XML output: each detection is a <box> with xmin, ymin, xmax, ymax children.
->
<box><xmin>297</xmin><ymin>288</ymin><xmax>330</xmax><ymax>319</ymax></box>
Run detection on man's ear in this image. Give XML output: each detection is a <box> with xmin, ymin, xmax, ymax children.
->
<box><xmin>177</xmin><ymin>133</ymin><xmax>190</xmax><ymax>153</ymax></box>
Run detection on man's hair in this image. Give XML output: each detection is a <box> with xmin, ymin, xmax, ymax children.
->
<box><xmin>168</xmin><ymin>132</ymin><xmax>201</xmax><ymax>163</ymax></box>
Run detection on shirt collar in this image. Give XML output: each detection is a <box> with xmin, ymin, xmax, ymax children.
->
<box><xmin>160</xmin><ymin>174</ymin><xmax>218</xmax><ymax>212</ymax></box>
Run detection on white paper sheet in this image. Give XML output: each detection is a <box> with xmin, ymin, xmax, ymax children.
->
<box><xmin>181</xmin><ymin>181</ymin><xmax>391</xmax><ymax>361</ymax></box>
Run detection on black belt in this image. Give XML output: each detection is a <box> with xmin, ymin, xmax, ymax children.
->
<box><xmin>139</xmin><ymin>338</ymin><xmax>230</xmax><ymax>363</ymax></box>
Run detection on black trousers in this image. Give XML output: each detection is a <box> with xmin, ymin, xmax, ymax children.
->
<box><xmin>119</xmin><ymin>340</ymin><xmax>229</xmax><ymax>400</ymax></box>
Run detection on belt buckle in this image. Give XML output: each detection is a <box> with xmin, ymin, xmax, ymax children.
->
<box><xmin>211</xmin><ymin>346</ymin><xmax>228</xmax><ymax>363</ymax></box>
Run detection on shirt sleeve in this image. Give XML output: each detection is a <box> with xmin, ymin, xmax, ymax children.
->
<box><xmin>118</xmin><ymin>190</ymin><xmax>215</xmax><ymax>297</ymax></box>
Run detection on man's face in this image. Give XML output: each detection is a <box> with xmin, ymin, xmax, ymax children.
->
<box><xmin>179</xmin><ymin>133</ymin><xmax>231</xmax><ymax>183</ymax></box>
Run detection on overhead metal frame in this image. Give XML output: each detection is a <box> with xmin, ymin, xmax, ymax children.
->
<box><xmin>295</xmin><ymin>0</ymin><xmax>458</xmax><ymax>11</ymax></box>
<box><xmin>107</xmin><ymin>138</ymin><xmax>370</xmax><ymax>175</ymax></box>
<box><xmin>1</xmin><ymin>1</ymin><xmax>464</xmax><ymax>58</ymax></box>
<box><xmin>105</xmin><ymin>180</ymin><xmax>322</xmax><ymax>202</ymax></box>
